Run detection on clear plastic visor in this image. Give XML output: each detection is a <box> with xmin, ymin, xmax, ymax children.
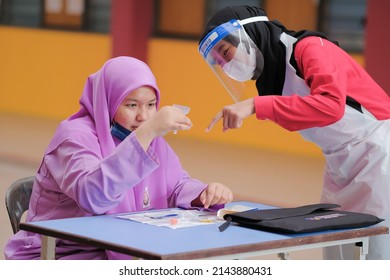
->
<box><xmin>199</xmin><ymin>19</ymin><xmax>262</xmax><ymax>102</ymax></box>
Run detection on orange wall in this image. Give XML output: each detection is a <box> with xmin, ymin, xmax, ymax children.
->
<box><xmin>1</xmin><ymin>27</ymin><xmax>367</xmax><ymax>159</ymax></box>
<box><xmin>0</xmin><ymin>27</ymin><xmax>111</xmax><ymax>119</ymax></box>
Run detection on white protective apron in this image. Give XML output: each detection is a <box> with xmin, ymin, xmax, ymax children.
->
<box><xmin>280</xmin><ymin>33</ymin><xmax>390</xmax><ymax>259</ymax></box>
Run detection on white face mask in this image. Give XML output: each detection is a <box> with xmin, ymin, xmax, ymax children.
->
<box><xmin>222</xmin><ymin>42</ymin><xmax>257</xmax><ymax>82</ymax></box>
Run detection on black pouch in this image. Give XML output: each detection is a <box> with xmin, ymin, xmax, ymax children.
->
<box><xmin>219</xmin><ymin>203</ymin><xmax>384</xmax><ymax>233</ymax></box>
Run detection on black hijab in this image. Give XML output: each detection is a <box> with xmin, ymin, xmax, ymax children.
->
<box><xmin>199</xmin><ymin>5</ymin><xmax>332</xmax><ymax>96</ymax></box>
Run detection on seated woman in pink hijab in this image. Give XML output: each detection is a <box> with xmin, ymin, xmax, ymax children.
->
<box><xmin>4</xmin><ymin>56</ymin><xmax>233</xmax><ymax>260</ymax></box>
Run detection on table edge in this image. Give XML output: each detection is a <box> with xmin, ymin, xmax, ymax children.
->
<box><xmin>19</xmin><ymin>222</ymin><xmax>388</xmax><ymax>260</ymax></box>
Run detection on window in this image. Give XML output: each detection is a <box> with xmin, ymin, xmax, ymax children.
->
<box><xmin>0</xmin><ymin>0</ymin><xmax>110</xmax><ymax>33</ymax></box>
<box><xmin>43</xmin><ymin>0</ymin><xmax>86</xmax><ymax>30</ymax></box>
<box><xmin>85</xmin><ymin>0</ymin><xmax>110</xmax><ymax>33</ymax></box>
<box><xmin>154</xmin><ymin>0</ymin><xmax>263</xmax><ymax>39</ymax></box>
<box><xmin>204</xmin><ymin>0</ymin><xmax>261</xmax><ymax>24</ymax></box>
<box><xmin>0</xmin><ymin>0</ymin><xmax>42</xmax><ymax>27</ymax></box>
<box><xmin>318</xmin><ymin>0</ymin><xmax>366</xmax><ymax>52</ymax></box>
<box><xmin>155</xmin><ymin>0</ymin><xmax>206</xmax><ymax>38</ymax></box>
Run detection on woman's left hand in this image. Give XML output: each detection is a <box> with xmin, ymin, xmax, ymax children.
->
<box><xmin>206</xmin><ymin>98</ymin><xmax>255</xmax><ymax>132</ymax></box>
<box><xmin>199</xmin><ymin>183</ymin><xmax>233</xmax><ymax>209</ymax></box>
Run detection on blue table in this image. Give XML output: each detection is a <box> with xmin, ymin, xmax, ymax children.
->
<box><xmin>19</xmin><ymin>201</ymin><xmax>388</xmax><ymax>260</ymax></box>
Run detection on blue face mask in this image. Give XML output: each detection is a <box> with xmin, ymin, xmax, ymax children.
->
<box><xmin>111</xmin><ymin>122</ymin><xmax>132</xmax><ymax>141</ymax></box>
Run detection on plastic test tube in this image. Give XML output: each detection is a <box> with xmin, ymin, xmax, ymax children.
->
<box><xmin>172</xmin><ymin>104</ymin><xmax>190</xmax><ymax>134</ymax></box>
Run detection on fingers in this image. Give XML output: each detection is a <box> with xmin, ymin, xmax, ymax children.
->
<box><xmin>174</xmin><ymin>118</ymin><xmax>192</xmax><ymax>133</ymax></box>
<box><xmin>201</xmin><ymin>183</ymin><xmax>233</xmax><ymax>209</ymax></box>
<box><xmin>180</xmin><ymin>115</ymin><xmax>193</xmax><ymax>127</ymax></box>
<box><xmin>224</xmin><ymin>114</ymin><xmax>242</xmax><ymax>131</ymax></box>
<box><xmin>206</xmin><ymin>99</ymin><xmax>254</xmax><ymax>132</ymax></box>
<box><xmin>205</xmin><ymin>111</ymin><xmax>223</xmax><ymax>132</ymax></box>
<box><xmin>206</xmin><ymin>108</ymin><xmax>242</xmax><ymax>133</ymax></box>
<box><xmin>160</xmin><ymin>106</ymin><xmax>192</xmax><ymax>134</ymax></box>
<box><xmin>177</xmin><ymin>115</ymin><xmax>193</xmax><ymax>132</ymax></box>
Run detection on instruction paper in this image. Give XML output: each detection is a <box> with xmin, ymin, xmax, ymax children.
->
<box><xmin>116</xmin><ymin>204</ymin><xmax>255</xmax><ymax>229</ymax></box>
<box><xmin>116</xmin><ymin>209</ymin><xmax>220</xmax><ymax>229</ymax></box>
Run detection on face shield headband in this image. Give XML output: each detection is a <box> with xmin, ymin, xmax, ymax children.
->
<box><xmin>199</xmin><ymin>16</ymin><xmax>268</xmax><ymax>102</ymax></box>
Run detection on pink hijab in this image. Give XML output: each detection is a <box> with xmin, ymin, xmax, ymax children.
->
<box><xmin>45</xmin><ymin>56</ymin><xmax>160</xmax><ymax>157</ymax></box>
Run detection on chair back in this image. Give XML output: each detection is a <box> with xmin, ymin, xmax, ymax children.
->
<box><xmin>5</xmin><ymin>176</ymin><xmax>34</xmax><ymax>233</ymax></box>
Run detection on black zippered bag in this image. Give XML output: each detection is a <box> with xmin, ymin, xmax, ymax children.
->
<box><xmin>219</xmin><ymin>203</ymin><xmax>384</xmax><ymax>233</ymax></box>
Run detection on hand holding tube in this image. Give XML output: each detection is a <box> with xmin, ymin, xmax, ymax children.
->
<box><xmin>173</xmin><ymin>104</ymin><xmax>190</xmax><ymax>134</ymax></box>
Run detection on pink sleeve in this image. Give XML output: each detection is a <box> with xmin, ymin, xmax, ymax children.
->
<box><xmin>46</xmin><ymin>133</ymin><xmax>159</xmax><ymax>214</ymax></box>
<box><xmin>255</xmin><ymin>37</ymin><xmax>347</xmax><ymax>131</ymax></box>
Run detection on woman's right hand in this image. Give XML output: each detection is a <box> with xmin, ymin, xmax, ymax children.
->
<box><xmin>206</xmin><ymin>98</ymin><xmax>255</xmax><ymax>132</ymax></box>
<box><xmin>149</xmin><ymin>106</ymin><xmax>193</xmax><ymax>137</ymax></box>
<box><xmin>135</xmin><ymin>106</ymin><xmax>193</xmax><ymax>150</ymax></box>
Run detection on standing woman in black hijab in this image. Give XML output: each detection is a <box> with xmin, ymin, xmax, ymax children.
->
<box><xmin>198</xmin><ymin>5</ymin><xmax>390</xmax><ymax>260</ymax></box>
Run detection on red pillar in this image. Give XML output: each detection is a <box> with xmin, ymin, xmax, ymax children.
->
<box><xmin>110</xmin><ymin>0</ymin><xmax>153</xmax><ymax>62</ymax></box>
<box><xmin>365</xmin><ymin>0</ymin><xmax>390</xmax><ymax>96</ymax></box>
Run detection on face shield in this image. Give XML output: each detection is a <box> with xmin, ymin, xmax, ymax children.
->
<box><xmin>199</xmin><ymin>16</ymin><xmax>268</xmax><ymax>102</ymax></box>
